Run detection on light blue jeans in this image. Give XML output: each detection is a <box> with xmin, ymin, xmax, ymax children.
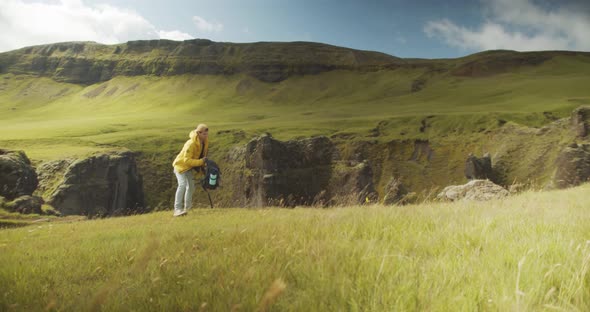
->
<box><xmin>174</xmin><ymin>170</ymin><xmax>195</xmax><ymax>212</ymax></box>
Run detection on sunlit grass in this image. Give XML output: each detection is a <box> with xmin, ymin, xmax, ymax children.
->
<box><xmin>1</xmin><ymin>63</ymin><xmax>587</xmax><ymax>160</ymax></box>
<box><xmin>1</xmin><ymin>184</ymin><xmax>590</xmax><ymax>311</ymax></box>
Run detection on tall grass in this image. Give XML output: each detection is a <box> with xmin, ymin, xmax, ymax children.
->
<box><xmin>1</xmin><ymin>184</ymin><xmax>590</xmax><ymax>311</ymax></box>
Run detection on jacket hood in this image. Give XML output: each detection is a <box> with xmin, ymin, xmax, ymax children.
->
<box><xmin>189</xmin><ymin>130</ymin><xmax>208</xmax><ymax>145</ymax></box>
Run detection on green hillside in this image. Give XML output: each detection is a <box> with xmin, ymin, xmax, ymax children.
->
<box><xmin>1</xmin><ymin>40</ymin><xmax>590</xmax><ymax>208</ymax></box>
<box><xmin>2</xmin><ymin>50</ymin><xmax>589</xmax><ymax>152</ymax></box>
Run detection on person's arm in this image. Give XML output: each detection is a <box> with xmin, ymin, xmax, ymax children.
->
<box><xmin>179</xmin><ymin>142</ymin><xmax>205</xmax><ymax>167</ymax></box>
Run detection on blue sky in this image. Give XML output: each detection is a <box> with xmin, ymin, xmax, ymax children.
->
<box><xmin>1</xmin><ymin>0</ymin><xmax>589</xmax><ymax>58</ymax></box>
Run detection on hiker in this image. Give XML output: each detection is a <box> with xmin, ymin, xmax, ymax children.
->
<box><xmin>172</xmin><ymin>124</ymin><xmax>209</xmax><ymax>216</ymax></box>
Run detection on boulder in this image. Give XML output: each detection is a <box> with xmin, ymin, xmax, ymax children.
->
<box><xmin>0</xmin><ymin>149</ymin><xmax>38</xmax><ymax>200</ymax></box>
<box><xmin>552</xmin><ymin>143</ymin><xmax>590</xmax><ymax>189</ymax></box>
<box><xmin>48</xmin><ymin>152</ymin><xmax>146</xmax><ymax>216</ymax></box>
<box><xmin>571</xmin><ymin>106</ymin><xmax>590</xmax><ymax>138</ymax></box>
<box><xmin>465</xmin><ymin>153</ymin><xmax>493</xmax><ymax>180</ymax></box>
<box><xmin>437</xmin><ymin>179</ymin><xmax>509</xmax><ymax>201</ymax></box>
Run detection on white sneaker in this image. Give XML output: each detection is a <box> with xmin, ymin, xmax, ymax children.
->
<box><xmin>173</xmin><ymin>210</ymin><xmax>187</xmax><ymax>217</ymax></box>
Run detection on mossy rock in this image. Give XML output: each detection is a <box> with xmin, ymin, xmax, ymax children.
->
<box><xmin>0</xmin><ymin>149</ymin><xmax>38</xmax><ymax>200</ymax></box>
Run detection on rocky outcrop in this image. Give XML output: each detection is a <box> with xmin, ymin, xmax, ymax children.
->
<box><xmin>382</xmin><ymin>177</ymin><xmax>409</xmax><ymax>205</ymax></box>
<box><xmin>324</xmin><ymin>160</ymin><xmax>377</xmax><ymax>206</ymax></box>
<box><xmin>451</xmin><ymin>51</ymin><xmax>552</xmax><ymax>77</ymax></box>
<box><xmin>465</xmin><ymin>153</ymin><xmax>493</xmax><ymax>180</ymax></box>
<box><xmin>552</xmin><ymin>143</ymin><xmax>590</xmax><ymax>189</ymax></box>
<box><xmin>242</xmin><ymin>134</ymin><xmax>334</xmax><ymax>206</ymax></box>
<box><xmin>0</xmin><ymin>149</ymin><xmax>38</xmax><ymax>200</ymax></box>
<box><xmin>228</xmin><ymin>134</ymin><xmax>377</xmax><ymax>207</ymax></box>
<box><xmin>36</xmin><ymin>159</ymin><xmax>74</xmax><ymax>197</ymax></box>
<box><xmin>47</xmin><ymin>152</ymin><xmax>146</xmax><ymax>216</ymax></box>
<box><xmin>437</xmin><ymin>179</ymin><xmax>509</xmax><ymax>201</ymax></box>
<box><xmin>572</xmin><ymin>106</ymin><xmax>590</xmax><ymax>138</ymax></box>
<box><xmin>5</xmin><ymin>195</ymin><xmax>44</xmax><ymax>214</ymax></box>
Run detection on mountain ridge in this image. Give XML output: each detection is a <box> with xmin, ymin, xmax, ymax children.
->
<box><xmin>0</xmin><ymin>39</ymin><xmax>403</xmax><ymax>84</ymax></box>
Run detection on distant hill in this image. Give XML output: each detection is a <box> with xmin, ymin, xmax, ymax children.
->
<box><xmin>0</xmin><ymin>39</ymin><xmax>404</xmax><ymax>83</ymax></box>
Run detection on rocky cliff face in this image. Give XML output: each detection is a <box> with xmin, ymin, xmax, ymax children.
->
<box><xmin>225</xmin><ymin>134</ymin><xmax>377</xmax><ymax>207</ymax></box>
<box><xmin>0</xmin><ymin>40</ymin><xmax>403</xmax><ymax>84</ymax></box>
<box><xmin>209</xmin><ymin>108</ymin><xmax>589</xmax><ymax>208</ymax></box>
<box><xmin>45</xmin><ymin>152</ymin><xmax>146</xmax><ymax>216</ymax></box>
<box><xmin>552</xmin><ymin>143</ymin><xmax>590</xmax><ymax>189</ymax></box>
<box><xmin>465</xmin><ymin>153</ymin><xmax>494</xmax><ymax>181</ymax></box>
<box><xmin>572</xmin><ymin>106</ymin><xmax>590</xmax><ymax>138</ymax></box>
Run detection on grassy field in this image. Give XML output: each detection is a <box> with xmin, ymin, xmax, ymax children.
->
<box><xmin>1</xmin><ymin>184</ymin><xmax>590</xmax><ymax>311</ymax></box>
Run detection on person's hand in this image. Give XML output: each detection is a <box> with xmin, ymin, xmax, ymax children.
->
<box><xmin>202</xmin><ymin>157</ymin><xmax>208</xmax><ymax>163</ymax></box>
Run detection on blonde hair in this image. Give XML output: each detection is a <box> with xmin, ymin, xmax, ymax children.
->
<box><xmin>196</xmin><ymin>124</ymin><xmax>208</xmax><ymax>133</ymax></box>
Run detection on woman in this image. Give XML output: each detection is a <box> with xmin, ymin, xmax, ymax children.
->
<box><xmin>172</xmin><ymin>124</ymin><xmax>209</xmax><ymax>216</ymax></box>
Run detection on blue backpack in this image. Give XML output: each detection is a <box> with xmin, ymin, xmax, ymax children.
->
<box><xmin>201</xmin><ymin>159</ymin><xmax>221</xmax><ymax>190</ymax></box>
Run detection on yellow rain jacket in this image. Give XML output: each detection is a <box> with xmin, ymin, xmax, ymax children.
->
<box><xmin>172</xmin><ymin>130</ymin><xmax>209</xmax><ymax>174</ymax></box>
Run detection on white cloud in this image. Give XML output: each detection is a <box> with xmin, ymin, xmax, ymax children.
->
<box><xmin>192</xmin><ymin>16</ymin><xmax>223</xmax><ymax>33</ymax></box>
<box><xmin>424</xmin><ymin>0</ymin><xmax>590</xmax><ymax>52</ymax></box>
<box><xmin>0</xmin><ymin>0</ymin><xmax>193</xmax><ymax>53</ymax></box>
<box><xmin>158</xmin><ymin>30</ymin><xmax>194</xmax><ymax>41</ymax></box>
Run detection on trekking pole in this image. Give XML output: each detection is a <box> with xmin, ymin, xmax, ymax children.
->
<box><xmin>203</xmin><ymin>186</ymin><xmax>214</xmax><ymax>208</ymax></box>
